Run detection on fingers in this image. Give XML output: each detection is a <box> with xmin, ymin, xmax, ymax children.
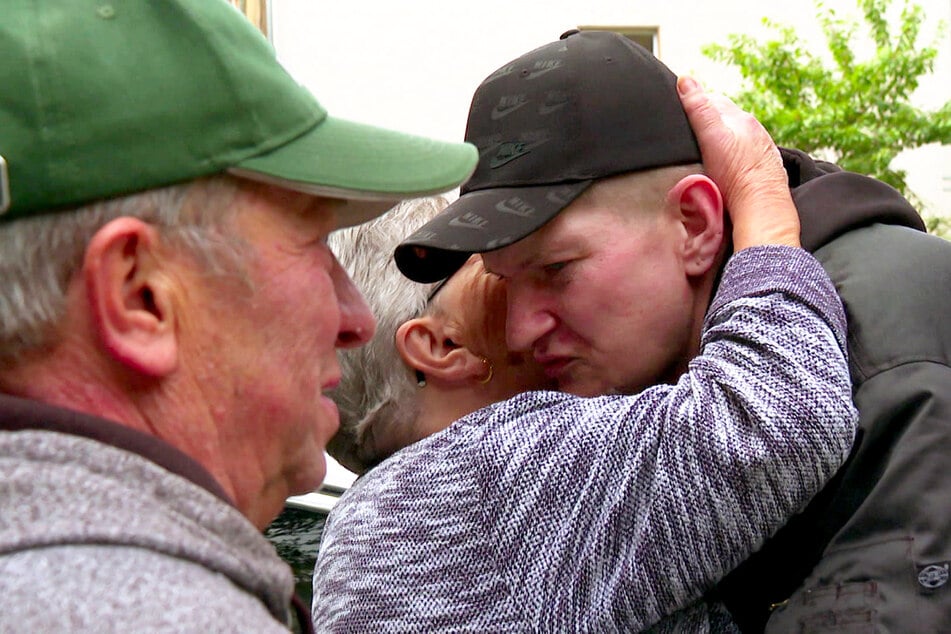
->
<box><xmin>678</xmin><ymin>79</ymin><xmax>753</xmax><ymax>141</ymax></box>
<box><xmin>676</xmin><ymin>77</ymin><xmax>738</xmax><ymax>145</ymax></box>
<box><xmin>677</xmin><ymin>76</ymin><xmax>801</xmax><ymax>251</ymax></box>
<box><xmin>677</xmin><ymin>76</ymin><xmax>779</xmax><ymax>196</ymax></box>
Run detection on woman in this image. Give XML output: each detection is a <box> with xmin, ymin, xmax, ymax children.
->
<box><xmin>325</xmin><ymin>196</ymin><xmax>553</xmax><ymax>475</ymax></box>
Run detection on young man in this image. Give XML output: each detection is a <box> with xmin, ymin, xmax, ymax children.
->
<box><xmin>396</xmin><ymin>29</ymin><xmax>951</xmax><ymax>631</ymax></box>
<box><xmin>310</xmin><ymin>47</ymin><xmax>858</xmax><ymax>632</ymax></box>
<box><xmin>0</xmin><ymin>1</ymin><xmax>476</xmax><ymax>632</ymax></box>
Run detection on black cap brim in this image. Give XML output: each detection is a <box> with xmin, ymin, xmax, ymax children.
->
<box><xmin>395</xmin><ymin>180</ymin><xmax>591</xmax><ymax>283</ymax></box>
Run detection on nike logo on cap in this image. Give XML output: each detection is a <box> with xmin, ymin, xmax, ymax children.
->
<box><xmin>527</xmin><ymin>59</ymin><xmax>563</xmax><ymax>79</ymax></box>
<box><xmin>538</xmin><ymin>102</ymin><xmax>567</xmax><ymax>115</ymax></box>
<box><xmin>495</xmin><ymin>197</ymin><xmax>535</xmax><ymax>217</ymax></box>
<box><xmin>489</xmin><ymin>139</ymin><xmax>549</xmax><ymax>168</ymax></box>
<box><xmin>538</xmin><ymin>90</ymin><xmax>569</xmax><ymax>115</ymax></box>
<box><xmin>546</xmin><ymin>186</ymin><xmax>577</xmax><ymax>206</ymax></box>
<box><xmin>491</xmin><ymin>95</ymin><xmax>529</xmax><ymax>120</ymax></box>
<box><xmin>484</xmin><ymin>64</ymin><xmax>517</xmax><ymax>84</ymax></box>
<box><xmin>486</xmin><ymin>236</ymin><xmax>516</xmax><ymax>249</ymax></box>
<box><xmin>448</xmin><ymin>212</ymin><xmax>489</xmax><ymax>230</ymax></box>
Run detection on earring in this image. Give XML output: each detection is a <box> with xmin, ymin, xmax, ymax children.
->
<box><xmin>415</xmin><ymin>370</ymin><xmax>427</xmax><ymax>388</ymax></box>
<box><xmin>478</xmin><ymin>358</ymin><xmax>494</xmax><ymax>385</ymax></box>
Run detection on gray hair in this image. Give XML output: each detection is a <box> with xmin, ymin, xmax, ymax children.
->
<box><xmin>327</xmin><ymin>196</ymin><xmax>447</xmax><ymax>474</ymax></box>
<box><xmin>0</xmin><ymin>175</ymin><xmax>248</xmax><ymax>367</ymax></box>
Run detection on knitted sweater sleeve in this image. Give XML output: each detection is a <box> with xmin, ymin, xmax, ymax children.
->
<box><xmin>480</xmin><ymin>245</ymin><xmax>857</xmax><ymax>632</ymax></box>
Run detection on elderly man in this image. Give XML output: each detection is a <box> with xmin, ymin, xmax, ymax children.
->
<box><xmin>397</xmin><ymin>30</ymin><xmax>951</xmax><ymax>632</ymax></box>
<box><xmin>0</xmin><ymin>1</ymin><xmax>475</xmax><ymax>632</ymax></box>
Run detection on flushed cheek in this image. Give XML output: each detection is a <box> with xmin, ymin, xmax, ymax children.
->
<box><xmin>255</xmin><ymin>284</ymin><xmax>341</xmax><ymax>352</ymax></box>
<box><xmin>558</xmin><ymin>298</ymin><xmax>610</xmax><ymax>345</ymax></box>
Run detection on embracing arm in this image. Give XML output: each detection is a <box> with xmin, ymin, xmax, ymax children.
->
<box><xmin>482</xmin><ymin>80</ymin><xmax>857</xmax><ymax>631</ymax></box>
<box><xmin>631</xmin><ymin>245</ymin><xmax>855</xmax><ymax>624</ymax></box>
<box><xmin>482</xmin><ymin>245</ymin><xmax>855</xmax><ymax>630</ymax></box>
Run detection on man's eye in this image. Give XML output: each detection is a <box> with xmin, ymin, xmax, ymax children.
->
<box><xmin>543</xmin><ymin>261</ymin><xmax>569</xmax><ymax>273</ymax></box>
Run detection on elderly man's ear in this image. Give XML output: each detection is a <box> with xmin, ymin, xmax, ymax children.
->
<box><xmin>395</xmin><ymin>317</ymin><xmax>487</xmax><ymax>385</ymax></box>
<box><xmin>667</xmin><ymin>174</ymin><xmax>726</xmax><ymax>276</ymax></box>
<box><xmin>81</xmin><ymin>217</ymin><xmax>179</xmax><ymax>378</ymax></box>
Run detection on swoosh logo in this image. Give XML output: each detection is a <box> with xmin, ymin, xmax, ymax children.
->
<box><xmin>485</xmin><ymin>236</ymin><xmax>515</xmax><ymax>250</ymax></box>
<box><xmin>526</xmin><ymin>60</ymin><xmax>563</xmax><ymax>80</ymax></box>
<box><xmin>448</xmin><ymin>214</ymin><xmax>488</xmax><ymax>230</ymax></box>
<box><xmin>489</xmin><ymin>139</ymin><xmax>549</xmax><ymax>168</ymax></box>
<box><xmin>545</xmin><ymin>186</ymin><xmax>578</xmax><ymax>206</ymax></box>
<box><xmin>495</xmin><ymin>198</ymin><xmax>535</xmax><ymax>217</ymax></box>
<box><xmin>484</xmin><ymin>64</ymin><xmax>516</xmax><ymax>84</ymax></box>
<box><xmin>491</xmin><ymin>100</ymin><xmax>529</xmax><ymax>120</ymax></box>
<box><xmin>538</xmin><ymin>102</ymin><xmax>567</xmax><ymax>115</ymax></box>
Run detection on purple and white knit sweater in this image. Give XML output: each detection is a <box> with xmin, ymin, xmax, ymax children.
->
<box><xmin>312</xmin><ymin>246</ymin><xmax>857</xmax><ymax>633</ymax></box>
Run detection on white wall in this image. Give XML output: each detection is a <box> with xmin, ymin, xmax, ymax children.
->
<box><xmin>272</xmin><ymin>0</ymin><xmax>951</xmax><ymax>486</ymax></box>
<box><xmin>271</xmin><ymin>0</ymin><xmax>950</xmax><ymax>216</ymax></box>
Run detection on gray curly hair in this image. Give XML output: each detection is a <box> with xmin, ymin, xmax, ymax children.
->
<box><xmin>327</xmin><ymin>196</ymin><xmax>447</xmax><ymax>474</ymax></box>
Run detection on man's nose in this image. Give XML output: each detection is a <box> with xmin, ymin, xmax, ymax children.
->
<box><xmin>505</xmin><ymin>282</ymin><xmax>556</xmax><ymax>354</ymax></box>
<box><xmin>333</xmin><ymin>264</ymin><xmax>376</xmax><ymax>349</ymax></box>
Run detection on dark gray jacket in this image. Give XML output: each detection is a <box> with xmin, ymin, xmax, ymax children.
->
<box><xmin>719</xmin><ymin>149</ymin><xmax>951</xmax><ymax>632</ymax></box>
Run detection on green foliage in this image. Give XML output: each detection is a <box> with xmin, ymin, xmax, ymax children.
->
<box><xmin>925</xmin><ymin>214</ymin><xmax>951</xmax><ymax>239</ymax></box>
<box><xmin>702</xmin><ymin>0</ymin><xmax>951</xmax><ymax>222</ymax></box>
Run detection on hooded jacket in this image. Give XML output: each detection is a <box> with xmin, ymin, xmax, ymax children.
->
<box><xmin>719</xmin><ymin>149</ymin><xmax>951</xmax><ymax>632</ymax></box>
<box><xmin>0</xmin><ymin>395</ymin><xmax>312</xmax><ymax>633</ymax></box>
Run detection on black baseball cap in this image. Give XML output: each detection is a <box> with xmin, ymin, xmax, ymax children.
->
<box><xmin>395</xmin><ymin>30</ymin><xmax>702</xmax><ymax>283</ymax></box>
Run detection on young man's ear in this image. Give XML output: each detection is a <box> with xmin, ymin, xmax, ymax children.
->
<box><xmin>395</xmin><ymin>316</ymin><xmax>485</xmax><ymax>385</ymax></box>
<box><xmin>82</xmin><ymin>217</ymin><xmax>178</xmax><ymax>377</ymax></box>
<box><xmin>667</xmin><ymin>174</ymin><xmax>726</xmax><ymax>276</ymax></box>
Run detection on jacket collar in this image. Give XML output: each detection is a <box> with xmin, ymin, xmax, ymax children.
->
<box><xmin>0</xmin><ymin>393</ymin><xmax>232</xmax><ymax>503</ymax></box>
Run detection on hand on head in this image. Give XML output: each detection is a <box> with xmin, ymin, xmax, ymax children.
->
<box><xmin>676</xmin><ymin>77</ymin><xmax>800</xmax><ymax>251</ymax></box>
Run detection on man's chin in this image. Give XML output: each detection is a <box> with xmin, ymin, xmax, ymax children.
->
<box><xmin>287</xmin><ymin>459</ymin><xmax>327</xmax><ymax>498</ymax></box>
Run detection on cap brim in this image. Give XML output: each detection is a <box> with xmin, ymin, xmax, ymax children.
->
<box><xmin>394</xmin><ymin>180</ymin><xmax>591</xmax><ymax>283</ymax></box>
<box><xmin>229</xmin><ymin>115</ymin><xmax>478</xmax><ymax>229</ymax></box>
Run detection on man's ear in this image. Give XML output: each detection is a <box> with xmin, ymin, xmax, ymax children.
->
<box><xmin>395</xmin><ymin>317</ymin><xmax>485</xmax><ymax>384</ymax></box>
<box><xmin>667</xmin><ymin>174</ymin><xmax>726</xmax><ymax>276</ymax></box>
<box><xmin>82</xmin><ymin>217</ymin><xmax>178</xmax><ymax>377</ymax></box>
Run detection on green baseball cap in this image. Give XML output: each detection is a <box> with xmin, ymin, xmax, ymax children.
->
<box><xmin>0</xmin><ymin>0</ymin><xmax>477</xmax><ymax>226</ymax></box>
